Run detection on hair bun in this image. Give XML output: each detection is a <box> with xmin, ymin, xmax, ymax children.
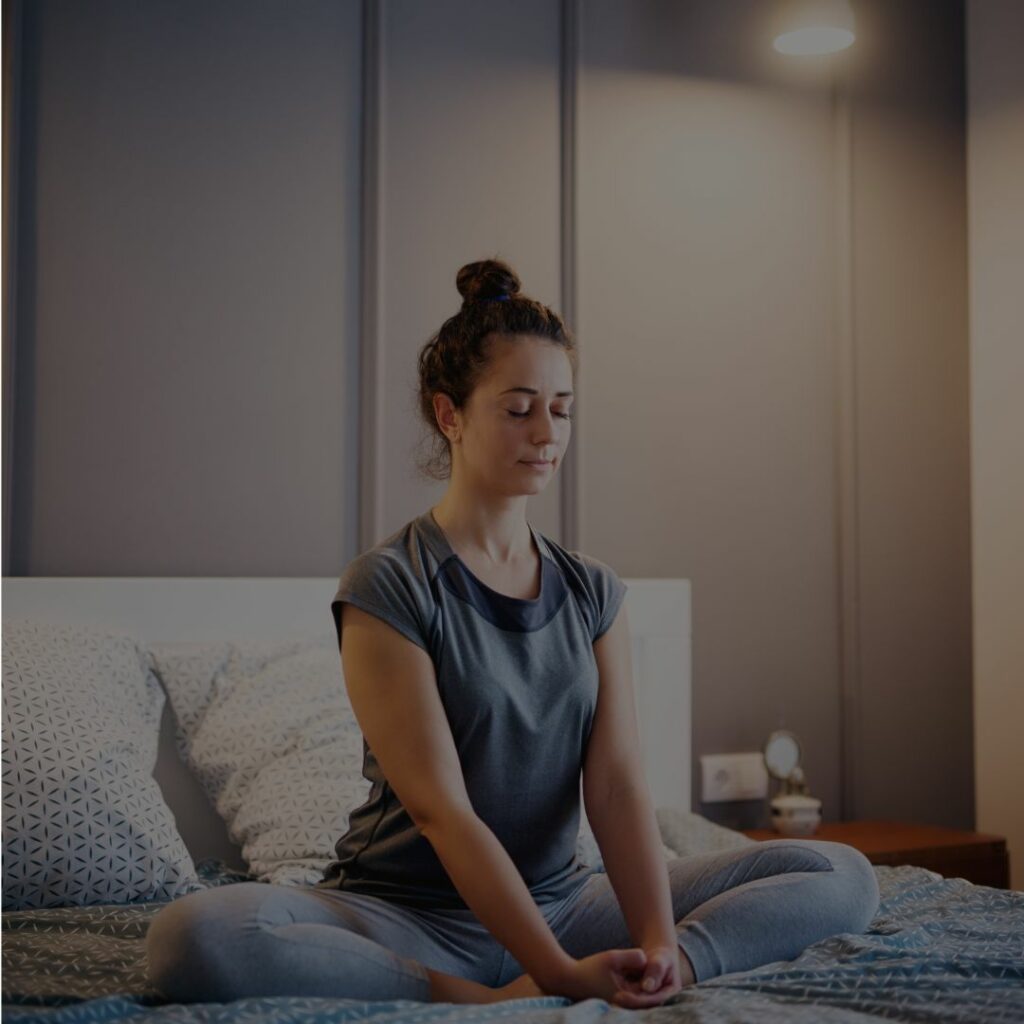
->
<box><xmin>456</xmin><ymin>258</ymin><xmax>521</xmax><ymax>308</ymax></box>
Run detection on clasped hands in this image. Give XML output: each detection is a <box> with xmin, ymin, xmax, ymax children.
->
<box><xmin>495</xmin><ymin>944</ymin><xmax>689</xmax><ymax>1008</ymax></box>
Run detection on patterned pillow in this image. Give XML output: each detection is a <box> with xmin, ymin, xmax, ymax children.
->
<box><xmin>577</xmin><ymin>807</ymin><xmax>753</xmax><ymax>872</ymax></box>
<box><xmin>654</xmin><ymin>806</ymin><xmax>757</xmax><ymax>857</ymax></box>
<box><xmin>149</xmin><ymin>635</ymin><xmax>367</xmax><ymax>886</ymax></box>
<box><xmin>578</xmin><ymin>803</ymin><xmax>679</xmax><ymax>870</ymax></box>
<box><xmin>1</xmin><ymin>621</ymin><xmax>202</xmax><ymax>909</ymax></box>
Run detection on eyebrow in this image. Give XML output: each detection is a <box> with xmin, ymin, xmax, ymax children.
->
<box><xmin>499</xmin><ymin>387</ymin><xmax>574</xmax><ymax>397</ymax></box>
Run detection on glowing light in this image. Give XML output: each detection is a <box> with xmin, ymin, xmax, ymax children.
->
<box><xmin>773</xmin><ymin>26</ymin><xmax>855</xmax><ymax>55</ymax></box>
<box><xmin>772</xmin><ymin>0</ymin><xmax>856</xmax><ymax>57</ymax></box>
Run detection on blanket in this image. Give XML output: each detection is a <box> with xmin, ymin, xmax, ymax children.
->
<box><xmin>3</xmin><ymin>862</ymin><xmax>1022</xmax><ymax>1023</ymax></box>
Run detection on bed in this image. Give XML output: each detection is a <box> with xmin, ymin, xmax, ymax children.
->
<box><xmin>3</xmin><ymin>576</ymin><xmax>1022</xmax><ymax>1024</ymax></box>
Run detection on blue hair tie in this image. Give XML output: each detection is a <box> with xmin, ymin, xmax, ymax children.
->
<box><xmin>491</xmin><ymin>294</ymin><xmax>511</xmax><ymax>301</ymax></box>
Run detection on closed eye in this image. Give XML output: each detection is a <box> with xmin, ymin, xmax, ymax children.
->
<box><xmin>507</xmin><ymin>411</ymin><xmax>573</xmax><ymax>420</ymax></box>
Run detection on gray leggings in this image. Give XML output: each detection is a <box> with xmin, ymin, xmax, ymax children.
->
<box><xmin>145</xmin><ymin>838</ymin><xmax>880</xmax><ymax>1004</ymax></box>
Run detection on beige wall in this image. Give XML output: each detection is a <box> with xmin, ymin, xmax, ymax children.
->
<box><xmin>374</xmin><ymin>0</ymin><xmax>565</xmax><ymax>539</ymax></box>
<box><xmin>6</xmin><ymin>0</ymin><xmax>972</xmax><ymax>831</ymax></box>
<box><xmin>577</xmin><ymin>0</ymin><xmax>842</xmax><ymax>827</ymax></box>
<box><xmin>846</xmin><ymin>0</ymin><xmax>973</xmax><ymax>829</ymax></box>
<box><xmin>967</xmin><ymin>0</ymin><xmax>1024</xmax><ymax>889</ymax></box>
<box><xmin>576</xmin><ymin>0</ymin><xmax>971</xmax><ymax>829</ymax></box>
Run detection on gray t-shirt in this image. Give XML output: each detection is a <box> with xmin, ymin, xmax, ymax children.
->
<box><xmin>316</xmin><ymin>508</ymin><xmax>628</xmax><ymax>910</ymax></box>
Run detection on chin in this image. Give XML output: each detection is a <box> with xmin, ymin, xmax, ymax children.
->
<box><xmin>502</xmin><ymin>475</ymin><xmax>549</xmax><ymax>498</ymax></box>
<box><xmin>505</xmin><ymin>483</ymin><xmax>547</xmax><ymax>498</ymax></box>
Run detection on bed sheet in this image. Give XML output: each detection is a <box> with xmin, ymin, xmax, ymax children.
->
<box><xmin>3</xmin><ymin>861</ymin><xmax>1022</xmax><ymax>1024</ymax></box>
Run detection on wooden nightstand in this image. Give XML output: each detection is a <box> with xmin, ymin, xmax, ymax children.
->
<box><xmin>741</xmin><ymin>820</ymin><xmax>1010</xmax><ymax>889</ymax></box>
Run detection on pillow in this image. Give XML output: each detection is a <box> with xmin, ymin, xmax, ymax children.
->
<box><xmin>578</xmin><ymin>804</ymin><xmax>679</xmax><ymax>871</ymax></box>
<box><xmin>149</xmin><ymin>634</ymin><xmax>366</xmax><ymax>886</ymax></box>
<box><xmin>574</xmin><ymin>806</ymin><xmax>755</xmax><ymax>873</ymax></box>
<box><xmin>149</xmin><ymin>633</ymin><xmax>675</xmax><ymax>886</ymax></box>
<box><xmin>655</xmin><ymin>806</ymin><xmax>757</xmax><ymax>856</ymax></box>
<box><xmin>1</xmin><ymin>621</ymin><xmax>202</xmax><ymax>909</ymax></box>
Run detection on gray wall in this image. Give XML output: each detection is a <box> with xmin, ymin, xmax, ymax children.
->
<box><xmin>846</xmin><ymin>0</ymin><xmax>972</xmax><ymax>828</ymax></box>
<box><xmin>968</xmin><ymin>0</ymin><xmax>1024</xmax><ymax>888</ymax></box>
<box><xmin>5</xmin><ymin>0</ymin><xmax>971</xmax><ymax>829</ymax></box>
<box><xmin>6</xmin><ymin>0</ymin><xmax>363</xmax><ymax>578</ymax></box>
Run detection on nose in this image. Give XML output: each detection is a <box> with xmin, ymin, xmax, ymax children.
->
<box><xmin>530</xmin><ymin>409</ymin><xmax>558</xmax><ymax>449</ymax></box>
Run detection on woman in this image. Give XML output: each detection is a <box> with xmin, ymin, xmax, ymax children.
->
<box><xmin>145</xmin><ymin>258</ymin><xmax>880</xmax><ymax>1008</ymax></box>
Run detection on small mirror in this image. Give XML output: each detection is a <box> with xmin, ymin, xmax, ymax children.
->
<box><xmin>764</xmin><ymin>729</ymin><xmax>801</xmax><ymax>781</ymax></box>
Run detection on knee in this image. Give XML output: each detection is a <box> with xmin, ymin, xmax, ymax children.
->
<box><xmin>145</xmin><ymin>884</ymin><xmax>262</xmax><ymax>1002</ymax></box>
<box><xmin>805</xmin><ymin>840</ymin><xmax>881</xmax><ymax>933</ymax></box>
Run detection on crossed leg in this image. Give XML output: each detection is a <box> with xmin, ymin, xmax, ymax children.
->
<box><xmin>144</xmin><ymin>841</ymin><xmax>879</xmax><ymax>1004</ymax></box>
<box><xmin>144</xmin><ymin>881</ymin><xmax>502</xmax><ymax>1003</ymax></box>
<box><xmin>497</xmin><ymin>839</ymin><xmax>880</xmax><ymax>987</ymax></box>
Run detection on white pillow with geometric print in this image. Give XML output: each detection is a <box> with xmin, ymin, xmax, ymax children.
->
<box><xmin>1</xmin><ymin>620</ymin><xmax>202</xmax><ymax>909</ymax></box>
<box><xmin>579</xmin><ymin>806</ymin><xmax>753</xmax><ymax>870</ymax></box>
<box><xmin>578</xmin><ymin>805</ymin><xmax>683</xmax><ymax>870</ymax></box>
<box><xmin>148</xmin><ymin>634</ymin><xmax>368</xmax><ymax>887</ymax></box>
<box><xmin>654</xmin><ymin>806</ymin><xmax>757</xmax><ymax>857</ymax></box>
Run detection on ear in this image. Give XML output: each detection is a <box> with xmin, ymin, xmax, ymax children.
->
<box><xmin>433</xmin><ymin>392</ymin><xmax>461</xmax><ymax>443</ymax></box>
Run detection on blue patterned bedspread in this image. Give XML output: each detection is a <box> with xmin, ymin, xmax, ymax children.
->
<box><xmin>3</xmin><ymin>862</ymin><xmax>1022</xmax><ymax>1024</ymax></box>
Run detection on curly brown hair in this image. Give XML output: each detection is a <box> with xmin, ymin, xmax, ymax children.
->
<box><xmin>414</xmin><ymin>257</ymin><xmax>578</xmax><ymax>480</ymax></box>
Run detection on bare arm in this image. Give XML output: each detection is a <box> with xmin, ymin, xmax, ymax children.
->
<box><xmin>338</xmin><ymin>603</ymin><xmax>576</xmax><ymax>993</ymax></box>
<box><xmin>582</xmin><ymin>603</ymin><xmax>677</xmax><ymax>952</ymax></box>
<box><xmin>421</xmin><ymin>809</ymin><xmax>574</xmax><ymax>987</ymax></box>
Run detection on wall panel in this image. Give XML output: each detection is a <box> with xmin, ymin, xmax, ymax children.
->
<box><xmin>578</xmin><ymin>0</ymin><xmax>842</xmax><ymax>823</ymax></box>
<box><xmin>373</xmin><ymin>0</ymin><xmax>566</xmax><ymax>543</ymax></box>
<box><xmin>9</xmin><ymin>0</ymin><xmax>362</xmax><ymax>578</ymax></box>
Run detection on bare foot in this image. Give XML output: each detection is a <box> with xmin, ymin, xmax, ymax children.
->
<box><xmin>678</xmin><ymin>947</ymin><xmax>697</xmax><ymax>987</ymax></box>
<box><xmin>425</xmin><ymin>967</ymin><xmax>498</xmax><ymax>1003</ymax></box>
<box><xmin>492</xmin><ymin>973</ymin><xmax>546</xmax><ymax>1001</ymax></box>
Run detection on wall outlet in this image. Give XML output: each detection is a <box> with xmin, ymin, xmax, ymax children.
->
<box><xmin>700</xmin><ymin>752</ymin><xmax>769</xmax><ymax>803</ymax></box>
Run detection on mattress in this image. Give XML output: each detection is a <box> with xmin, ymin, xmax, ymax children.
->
<box><xmin>3</xmin><ymin>861</ymin><xmax>1022</xmax><ymax>1024</ymax></box>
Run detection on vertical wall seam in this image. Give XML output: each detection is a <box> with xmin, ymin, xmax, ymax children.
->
<box><xmin>833</xmin><ymin>73</ymin><xmax>861</xmax><ymax>822</ymax></box>
<box><xmin>560</xmin><ymin>0</ymin><xmax>581</xmax><ymax>551</ymax></box>
<box><xmin>359</xmin><ymin>0</ymin><xmax>382</xmax><ymax>551</ymax></box>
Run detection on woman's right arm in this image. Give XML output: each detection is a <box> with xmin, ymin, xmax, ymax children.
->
<box><xmin>338</xmin><ymin>602</ymin><xmax>578</xmax><ymax>994</ymax></box>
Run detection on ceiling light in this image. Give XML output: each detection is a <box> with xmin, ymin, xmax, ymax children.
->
<box><xmin>773</xmin><ymin>0</ymin><xmax>856</xmax><ymax>56</ymax></box>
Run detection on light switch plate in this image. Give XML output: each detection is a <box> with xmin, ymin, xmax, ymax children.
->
<box><xmin>700</xmin><ymin>752</ymin><xmax>769</xmax><ymax>803</ymax></box>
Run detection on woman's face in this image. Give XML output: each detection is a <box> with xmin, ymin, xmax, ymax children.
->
<box><xmin>454</xmin><ymin>335</ymin><xmax>575</xmax><ymax>497</ymax></box>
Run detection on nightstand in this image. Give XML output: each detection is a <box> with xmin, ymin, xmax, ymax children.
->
<box><xmin>741</xmin><ymin>820</ymin><xmax>1010</xmax><ymax>889</ymax></box>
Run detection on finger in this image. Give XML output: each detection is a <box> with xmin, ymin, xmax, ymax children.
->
<box><xmin>612</xmin><ymin>974</ymin><xmax>648</xmax><ymax>995</ymax></box>
<box><xmin>624</xmin><ymin>972</ymin><xmax>674</xmax><ymax>997</ymax></box>
<box><xmin>613</xmin><ymin>973</ymin><xmax>664</xmax><ymax>997</ymax></box>
<box><xmin>645</xmin><ymin>961</ymin><xmax>670</xmax><ymax>989</ymax></box>
<box><xmin>625</xmin><ymin>979</ymin><xmax>679</xmax><ymax>1003</ymax></box>
<box><xmin>644</xmin><ymin>951</ymin><xmax>679</xmax><ymax>991</ymax></box>
<box><xmin>612</xmin><ymin>966</ymin><xmax>656</xmax><ymax>992</ymax></box>
<box><xmin>609</xmin><ymin>948</ymin><xmax>647</xmax><ymax>972</ymax></box>
<box><xmin>613</xmin><ymin>988</ymin><xmax>674</xmax><ymax>1010</ymax></box>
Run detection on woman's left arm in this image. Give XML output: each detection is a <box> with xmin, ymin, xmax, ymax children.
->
<box><xmin>583</xmin><ymin>603</ymin><xmax>680</xmax><ymax>994</ymax></box>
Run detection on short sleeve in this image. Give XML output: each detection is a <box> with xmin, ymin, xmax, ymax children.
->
<box><xmin>330</xmin><ymin>549</ymin><xmax>432</xmax><ymax>652</ymax></box>
<box><xmin>578</xmin><ymin>554</ymin><xmax>629</xmax><ymax>642</ymax></box>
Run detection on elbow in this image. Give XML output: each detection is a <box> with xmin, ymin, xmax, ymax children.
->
<box><xmin>584</xmin><ymin>769</ymin><xmax>647</xmax><ymax>818</ymax></box>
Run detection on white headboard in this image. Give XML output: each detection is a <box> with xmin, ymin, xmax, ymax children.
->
<box><xmin>3</xmin><ymin>577</ymin><xmax>691</xmax><ymax>870</ymax></box>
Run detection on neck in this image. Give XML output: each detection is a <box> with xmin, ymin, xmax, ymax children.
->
<box><xmin>431</xmin><ymin>493</ymin><xmax>533</xmax><ymax>567</ymax></box>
